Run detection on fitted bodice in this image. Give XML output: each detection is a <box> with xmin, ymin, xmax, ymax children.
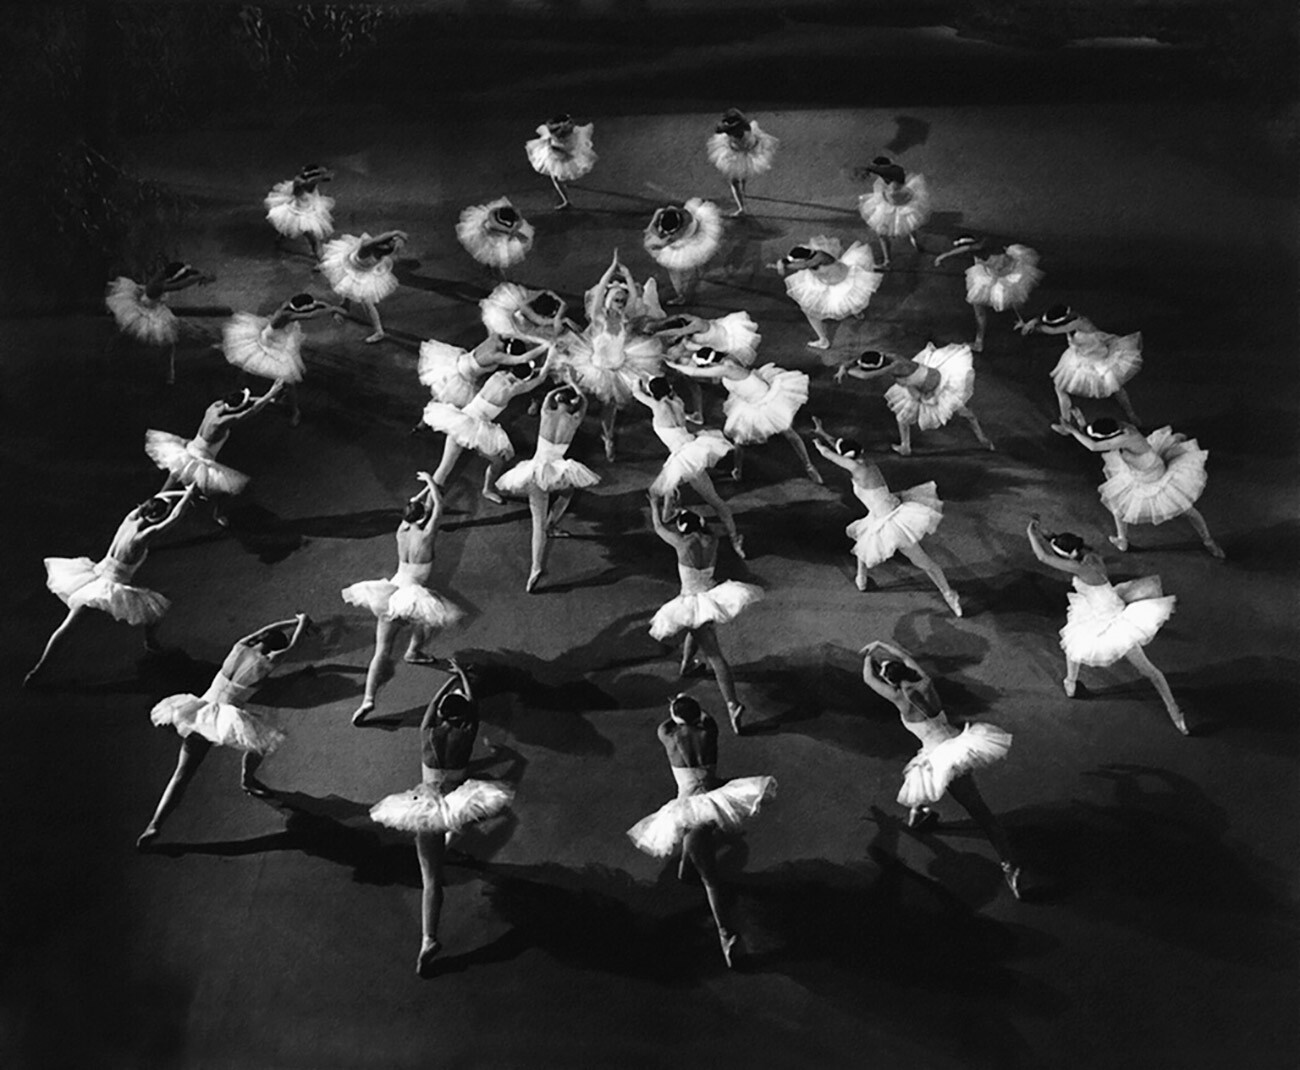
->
<box><xmin>671</xmin><ymin>765</ymin><xmax>714</xmax><ymax>798</ymax></box>
<box><xmin>463</xmin><ymin>395</ymin><xmax>507</xmax><ymax>422</ymax></box>
<box><xmin>901</xmin><ymin>710</ymin><xmax>959</xmax><ymax>752</ymax></box>
<box><xmin>534</xmin><ymin>436</ymin><xmax>571</xmax><ymax>462</ymax></box>
<box><xmin>394</xmin><ymin>561</ymin><xmax>433</xmax><ymax>585</ymax></box>
<box><xmin>852</xmin><ymin>483</ymin><xmax>898</xmax><ymax>514</ymax></box>
<box><xmin>420</xmin><ymin>765</ymin><xmax>468</xmax><ymax>790</ymax></box>
<box><xmin>1071</xmin><ymin>576</ymin><xmax>1123</xmax><ymax>611</ymax></box>
<box><xmin>98</xmin><ymin>553</ymin><xmax>144</xmax><ymax>584</ymax></box>
<box><xmin>654</xmin><ymin>423</ymin><xmax>693</xmax><ymax>451</ymax></box>
<box><xmin>726</xmin><ymin>374</ymin><xmax>767</xmax><ymax>402</ymax></box>
<box><xmin>677</xmin><ymin>563</ymin><xmax>715</xmax><ymax>595</ymax></box>
<box><xmin>1123</xmin><ymin>445</ymin><xmax>1166</xmax><ymax>481</ymax></box>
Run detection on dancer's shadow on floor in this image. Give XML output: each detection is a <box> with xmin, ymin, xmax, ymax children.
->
<box><xmin>1215</xmin><ymin>519</ymin><xmax>1300</xmax><ymax>575</ymax></box>
<box><xmin>392</xmin><ymin>259</ymin><xmax>490</xmax><ymax>305</ymax></box>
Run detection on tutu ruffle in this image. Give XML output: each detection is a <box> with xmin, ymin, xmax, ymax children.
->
<box><xmin>1099</xmin><ymin>427</ymin><xmax>1208</xmax><ymax>525</ymax></box>
<box><xmin>693</xmin><ymin>312</ymin><xmax>761</xmax><ymax>364</ymax></box>
<box><xmin>649</xmin><ymin>578</ymin><xmax>762</xmax><ymax>640</ymax></box>
<box><xmin>222</xmin><ymin>313</ymin><xmax>305</xmax><ymax>383</ymax></box>
<box><xmin>885</xmin><ymin>343</ymin><xmax>976</xmax><ymax>430</ymax></box>
<box><xmin>645</xmin><ymin>198</ymin><xmax>723</xmax><ymax>273</ymax></box>
<box><xmin>106</xmin><ymin>279</ymin><xmax>177</xmax><ymax>345</ymax></box>
<box><xmin>847</xmin><ymin>482</ymin><xmax>944</xmax><ymax>568</ymax></box>
<box><xmin>784</xmin><ymin>238</ymin><xmax>882</xmax><ymax>320</ymax></box>
<box><xmin>526</xmin><ymin>123</ymin><xmax>596</xmax><ymax>182</ymax></box>
<box><xmin>858</xmin><ymin>174</ymin><xmax>932</xmax><ymax>238</ymax></box>
<box><xmin>964</xmin><ymin>245</ymin><xmax>1042</xmax><ymax>311</ymax></box>
<box><xmin>706</xmin><ymin>122</ymin><xmax>779</xmax><ymax>180</ymax></box>
<box><xmin>144</xmin><ymin>431</ymin><xmax>249</xmax><ymax>497</ymax></box>
<box><xmin>320</xmin><ymin>234</ymin><xmax>400</xmax><ymax>304</ymax></box>
<box><xmin>649</xmin><ymin>429</ymin><xmax>733</xmax><ymax>496</ymax></box>
<box><xmin>456</xmin><ymin>198</ymin><xmax>535</xmax><ymax>269</ymax></box>
<box><xmin>418</xmin><ymin>339</ymin><xmax>479</xmax><ymax>408</ymax></box>
<box><xmin>370</xmin><ymin>778</ymin><xmax>514</xmax><ymax>834</ymax></box>
<box><xmin>264</xmin><ymin>181</ymin><xmax>335</xmax><ymax>240</ymax></box>
<box><xmin>421</xmin><ymin>400</ymin><xmax>514</xmax><ymax>458</ymax></box>
<box><xmin>897</xmin><ymin>723</ymin><xmax>1013</xmax><ymax>807</ymax></box>
<box><xmin>150</xmin><ymin>691</ymin><xmax>284</xmax><ymax>754</ymax></box>
<box><xmin>341</xmin><ymin>577</ymin><xmax>462</xmax><ymax>628</ymax></box>
<box><xmin>567</xmin><ymin>330</ymin><xmax>663</xmax><ymax>406</ymax></box>
<box><xmin>722</xmin><ymin>365</ymin><xmax>808</xmax><ymax>444</ymax></box>
<box><xmin>496</xmin><ymin>444</ymin><xmax>600</xmax><ymax>494</ymax></box>
<box><xmin>44</xmin><ymin>555</ymin><xmax>169</xmax><ymax>625</ymax></box>
<box><xmin>1052</xmin><ymin>330</ymin><xmax>1143</xmax><ymax>398</ymax></box>
<box><xmin>1060</xmin><ymin>575</ymin><xmax>1175</xmax><ymax>667</ymax></box>
<box><xmin>628</xmin><ymin>775</ymin><xmax>777</xmax><ymax>857</ymax></box>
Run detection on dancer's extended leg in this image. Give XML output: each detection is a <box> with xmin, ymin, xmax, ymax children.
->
<box><xmin>1124</xmin><ymin>645</ymin><xmax>1187</xmax><ymax>734</ymax></box>
<box><xmin>137</xmin><ymin>735</ymin><xmax>213</xmax><ymax>847</ymax></box>
<box><xmin>780</xmin><ymin>428</ymin><xmax>822</xmax><ymax>483</ymax></box>
<box><xmin>682</xmin><ymin>827</ymin><xmax>737</xmax><ymax>965</ymax></box>
<box><xmin>25</xmin><ymin>606</ymin><xmax>87</xmax><ymax>685</ymax></box>
<box><xmin>899</xmin><ymin>542</ymin><xmax>961</xmax><ymax>616</ymax></box>
<box><xmin>355</xmin><ymin>617</ymin><xmax>400</xmax><ymax>724</ymax></box>
<box><xmin>415</xmin><ymin>830</ymin><xmax>447</xmax><ymax>974</ymax></box>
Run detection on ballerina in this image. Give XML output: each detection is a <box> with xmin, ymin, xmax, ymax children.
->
<box><xmin>934</xmin><ymin>235</ymin><xmax>1043</xmax><ymax>353</ymax></box>
<box><xmin>479</xmin><ymin>284</ymin><xmax>579</xmax><ymax>348</ymax></box>
<box><xmin>319</xmin><ymin>229</ymin><xmax>407</xmax><ymax>343</ymax></box>
<box><xmin>1061</xmin><ymin>416</ymin><xmax>1223</xmax><ymax>558</ymax></box>
<box><xmin>836</xmin><ymin>347</ymin><xmax>994</xmax><ymax>455</ymax></box>
<box><xmin>643</xmin><ymin>200</ymin><xmax>724</xmax><ymax>306</ymax></box>
<box><xmin>526</xmin><ymin>113</ymin><xmax>597</xmax><ymax>209</ymax></box>
<box><xmin>627</xmin><ymin>693</ymin><xmax>776</xmax><ymax>966</ymax></box>
<box><xmin>494</xmin><ymin>385</ymin><xmax>600</xmax><ymax>593</ymax></box>
<box><xmin>26</xmin><ymin>488</ymin><xmax>197</xmax><ymax>686</ymax></box>
<box><xmin>859</xmin><ymin>640</ymin><xmax>1021</xmax><ymax>898</ymax></box>
<box><xmin>343</xmin><ymin>474</ymin><xmax>463</xmax><ymax>726</ymax></box>
<box><xmin>456</xmin><ymin>197</ymin><xmax>534</xmax><ymax>277</ymax></box>
<box><xmin>419</xmin><ymin>333</ymin><xmax>550</xmax><ymax>410</ymax></box>
<box><xmin>370</xmin><ymin>659</ymin><xmax>515</xmax><ymax>976</ymax></box>
<box><xmin>105</xmin><ymin>261</ymin><xmax>213</xmax><ymax>385</ymax></box>
<box><xmin>144</xmin><ymin>384</ymin><xmax>283</xmax><ymax>526</ymax></box>
<box><xmin>855</xmin><ymin>156</ymin><xmax>932</xmax><ymax>266</ymax></box>
<box><xmin>1026</xmin><ymin>519</ymin><xmax>1188</xmax><ymax>734</ymax></box>
<box><xmin>647</xmin><ymin>496</ymin><xmax>760</xmax><ymax>732</ymax></box>
<box><xmin>1017</xmin><ymin>305</ymin><xmax>1142</xmax><ymax>429</ymax></box>
<box><xmin>706</xmin><ymin>107</ymin><xmax>779</xmax><ymax>217</ymax></box>
<box><xmin>138</xmin><ymin>613</ymin><xmax>311</xmax><ymax>848</ymax></box>
<box><xmin>264</xmin><ymin>164</ymin><xmax>334</xmax><ymax>261</ymax></box>
<box><xmin>222</xmin><ymin>292</ymin><xmax>343</xmax><ymax>426</ymax></box>
<box><xmin>810</xmin><ymin>420</ymin><xmax>962</xmax><ymax>616</ymax></box>
<box><xmin>773</xmin><ymin>237</ymin><xmax>882</xmax><ymax>350</ymax></box>
<box><xmin>650</xmin><ymin>310</ymin><xmax>762</xmax><ymax>367</ymax></box>
<box><xmin>669</xmin><ymin>348</ymin><xmax>821</xmax><ymax>484</ymax></box>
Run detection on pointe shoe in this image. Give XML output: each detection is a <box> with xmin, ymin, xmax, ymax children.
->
<box><xmin>1108</xmin><ymin>535</ymin><xmax>1128</xmax><ymax>551</ymax></box>
<box><xmin>241</xmin><ymin>778</ymin><xmax>274</xmax><ymax>798</ymax></box>
<box><xmin>602</xmin><ymin>436</ymin><xmax>616</xmax><ymax>463</ymax></box>
<box><xmin>730</xmin><ymin>534</ymin><xmax>746</xmax><ymax>560</ymax></box>
<box><xmin>555</xmin><ymin>200</ymin><xmax>571</xmax><ymax>211</ymax></box>
<box><xmin>1205</xmin><ymin>541</ymin><xmax>1226</xmax><ymax>560</ymax></box>
<box><xmin>907</xmin><ymin>806</ymin><xmax>938</xmax><ymax>831</ymax></box>
<box><xmin>1063</xmin><ymin>678</ymin><xmax>1077</xmax><ymax>698</ymax></box>
<box><xmin>289</xmin><ymin>409</ymin><xmax>302</xmax><ymax>429</ymax></box>
<box><xmin>136</xmin><ymin>827</ymin><xmax>159</xmax><ymax>850</ymax></box>
<box><xmin>971</xmin><ymin>338</ymin><xmax>984</xmax><ymax>353</ymax></box>
<box><xmin>680</xmin><ymin>656</ymin><xmax>706</xmax><ymax>677</ymax></box>
<box><xmin>719</xmin><ymin>931</ymin><xmax>739</xmax><ymax>969</ymax></box>
<box><xmin>481</xmin><ymin>488</ymin><xmax>504</xmax><ymax>505</ymax></box>
<box><xmin>727</xmin><ymin>702</ymin><xmax>746</xmax><ymax>735</ymax></box>
<box><xmin>806</xmin><ymin>339</ymin><xmax>830</xmax><ymax>350</ymax></box>
<box><xmin>1050</xmin><ymin>422</ymin><xmax>1072</xmax><ymax>436</ymax></box>
<box><xmin>22</xmin><ymin>669</ymin><xmax>41</xmax><ymax>689</ymax></box>
<box><xmin>804</xmin><ymin>464</ymin><xmax>823</xmax><ymax>485</ymax></box>
<box><xmin>352</xmin><ymin>700</ymin><xmax>375</xmax><ymax>726</ymax></box>
<box><xmin>403</xmin><ymin>651</ymin><xmax>440</xmax><ymax>665</ymax></box>
<box><xmin>855</xmin><ymin>572</ymin><xmax>869</xmax><ymax>592</ymax></box>
<box><xmin>416</xmin><ymin>939</ymin><xmax>443</xmax><ymax>977</ymax></box>
<box><xmin>1169</xmin><ymin>708</ymin><xmax>1191</xmax><ymax>736</ymax></box>
<box><xmin>526</xmin><ymin>570</ymin><xmax>542</xmax><ymax>594</ymax></box>
<box><xmin>1001</xmin><ymin>862</ymin><xmax>1023</xmax><ymax>900</ymax></box>
<box><xmin>889</xmin><ymin>443</ymin><xmax>911</xmax><ymax>456</ymax></box>
<box><xmin>943</xmin><ymin>590</ymin><xmax>963</xmax><ymax>618</ymax></box>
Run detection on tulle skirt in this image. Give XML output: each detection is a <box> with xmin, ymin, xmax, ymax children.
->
<box><xmin>1099</xmin><ymin>428</ymin><xmax>1208</xmax><ymax>525</ymax></box>
<box><xmin>649</xmin><ymin>430</ymin><xmax>732</xmax><ymax>496</ymax></box>
<box><xmin>496</xmin><ymin>454</ymin><xmax>600</xmax><ymax>494</ymax></box>
<box><xmin>320</xmin><ymin>235</ymin><xmax>399</xmax><ymax>304</ymax></box>
<box><xmin>722</xmin><ymin>366</ymin><xmax>808</xmax><ymax>444</ymax></box>
<box><xmin>706</xmin><ymin>124</ymin><xmax>779</xmax><ymax>180</ymax></box>
<box><xmin>418</xmin><ymin>339</ymin><xmax>478</xmax><ymax>408</ymax></box>
<box><xmin>649</xmin><ymin>579</ymin><xmax>763</xmax><ymax>640</ymax></box>
<box><xmin>695</xmin><ymin>312</ymin><xmax>761</xmax><ymax>364</ymax></box>
<box><xmin>456</xmin><ymin>199</ymin><xmax>535</xmax><ymax>268</ymax></box>
<box><xmin>784</xmin><ymin>240</ymin><xmax>882</xmax><ymax>320</ymax></box>
<box><xmin>627</xmin><ymin>776</ymin><xmax>777</xmax><ymax>856</ymax></box>
<box><xmin>964</xmin><ymin>246</ymin><xmax>1042</xmax><ymax>311</ymax></box>
<box><xmin>370</xmin><ymin>779</ymin><xmax>514</xmax><ymax>834</ymax></box>
<box><xmin>421</xmin><ymin>400</ymin><xmax>514</xmax><ymax>458</ymax></box>
<box><xmin>897</xmin><ymin>723</ymin><xmax>1012</xmax><ymax>807</ymax></box>
<box><xmin>264</xmin><ymin>182</ymin><xmax>335</xmax><ymax>240</ymax></box>
<box><xmin>150</xmin><ymin>692</ymin><xmax>284</xmax><ymax>754</ymax></box>
<box><xmin>222</xmin><ymin>313</ymin><xmax>306</xmax><ymax>383</ymax></box>
<box><xmin>44</xmin><ymin>557</ymin><xmax>169</xmax><ymax>625</ymax></box>
<box><xmin>567</xmin><ymin>331</ymin><xmax>663</xmax><ymax>406</ymax></box>
<box><xmin>645</xmin><ymin>199</ymin><xmax>723</xmax><ymax>272</ymax></box>
<box><xmin>106</xmin><ymin>279</ymin><xmax>177</xmax><ymax>345</ymax></box>
<box><xmin>1060</xmin><ymin>577</ymin><xmax>1176</xmax><ymax>667</ymax></box>
<box><xmin>144</xmin><ymin>432</ymin><xmax>249</xmax><ymax>497</ymax></box>
<box><xmin>848</xmin><ymin>483</ymin><xmax>944</xmax><ymax>567</ymax></box>
<box><xmin>885</xmin><ymin>344</ymin><xmax>976</xmax><ymax>430</ymax></box>
<box><xmin>1052</xmin><ymin>331</ymin><xmax>1143</xmax><ymax>398</ymax></box>
<box><xmin>526</xmin><ymin>124</ymin><xmax>596</xmax><ymax>181</ymax></box>
<box><xmin>340</xmin><ymin>578</ymin><xmax>463</xmax><ymax>628</ymax></box>
<box><xmin>858</xmin><ymin>175</ymin><xmax>932</xmax><ymax>238</ymax></box>
<box><xmin>479</xmin><ymin>283</ymin><xmax>539</xmax><ymax>338</ymax></box>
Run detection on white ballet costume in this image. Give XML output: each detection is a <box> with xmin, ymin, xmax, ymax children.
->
<box><xmin>496</xmin><ymin>437</ymin><xmax>600</xmax><ymax>495</ymax></box>
<box><xmin>649</xmin><ymin>424</ymin><xmax>732</xmax><ymax>497</ymax></box>
<box><xmin>320</xmin><ymin>234</ymin><xmax>400</xmax><ymax>304</ymax></box>
<box><xmin>885</xmin><ymin>343</ymin><xmax>977</xmax><ymax>430</ymax></box>
<box><xmin>1051</xmin><ymin>325</ymin><xmax>1143</xmax><ymax>398</ymax></box>
<box><xmin>690</xmin><ymin>312</ymin><xmax>761</xmax><ymax>365</ymax></box>
<box><xmin>456</xmin><ymin>197</ymin><xmax>535</xmax><ymax>269</ymax></box>
<box><xmin>846</xmin><ymin>482</ymin><xmax>944</xmax><ymax>568</ymax></box>
<box><xmin>858</xmin><ymin>174</ymin><xmax>932</xmax><ymax>238</ymax></box>
<box><xmin>1059</xmin><ymin>575</ymin><xmax>1175</xmax><ymax>667</ymax></box>
<box><xmin>784</xmin><ymin>235</ymin><xmax>883</xmax><ymax>320</ymax></box>
<box><xmin>649</xmin><ymin>563</ymin><xmax>762</xmax><ymax>641</ymax></box>
<box><xmin>371</xmin><ymin>766</ymin><xmax>514</xmax><ymax>835</ymax></box>
<box><xmin>567</xmin><ymin>328</ymin><xmax>663</xmax><ymax>406</ymax></box>
<box><xmin>222</xmin><ymin>313</ymin><xmax>306</xmax><ymax>383</ymax></box>
<box><xmin>896</xmin><ymin>711</ymin><xmax>1012</xmax><ymax>808</ymax></box>
<box><xmin>418</xmin><ymin>339</ymin><xmax>484</xmax><ymax>409</ymax></box>
<box><xmin>1098</xmin><ymin>428</ymin><xmax>1208</xmax><ymax>525</ymax></box>
<box><xmin>525</xmin><ymin>122</ymin><xmax>597</xmax><ymax>182</ymax></box>
<box><xmin>150</xmin><ymin>651</ymin><xmax>285</xmax><ymax>754</ymax></box>
<box><xmin>721</xmin><ymin>365</ymin><xmax>809</xmax><ymax>444</ymax></box>
<box><xmin>706</xmin><ymin>122</ymin><xmax>779</xmax><ymax>180</ymax></box>
<box><xmin>44</xmin><ymin>552</ymin><xmax>169</xmax><ymax>625</ymax></box>
<box><xmin>264</xmin><ymin>181</ymin><xmax>335</xmax><ymax>240</ymax></box>
<box><xmin>421</xmin><ymin>392</ymin><xmax>514</xmax><ymax>459</ymax></box>
<box><xmin>627</xmin><ymin>765</ymin><xmax>777</xmax><ymax>857</ymax></box>
<box><xmin>644</xmin><ymin>199</ymin><xmax>724</xmax><ymax>273</ymax></box>
<box><xmin>341</xmin><ymin>560</ymin><xmax>463</xmax><ymax>629</ymax></box>
<box><xmin>105</xmin><ymin>279</ymin><xmax>178</xmax><ymax>345</ymax></box>
<box><xmin>144</xmin><ymin>432</ymin><xmax>249</xmax><ymax>497</ymax></box>
<box><xmin>964</xmin><ymin>244</ymin><xmax>1043</xmax><ymax>311</ymax></box>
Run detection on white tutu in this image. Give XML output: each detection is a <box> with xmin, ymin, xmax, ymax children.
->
<box><xmin>964</xmin><ymin>245</ymin><xmax>1043</xmax><ymax>311</ymax></box>
<box><xmin>106</xmin><ymin>278</ymin><xmax>177</xmax><ymax>345</ymax></box>
<box><xmin>222</xmin><ymin>313</ymin><xmax>305</xmax><ymax>383</ymax></box>
<box><xmin>44</xmin><ymin>555</ymin><xmax>169</xmax><ymax>625</ymax></box>
<box><xmin>644</xmin><ymin>198</ymin><xmax>723</xmax><ymax>272</ymax></box>
<box><xmin>456</xmin><ymin>198</ymin><xmax>535</xmax><ymax>269</ymax></box>
<box><xmin>1052</xmin><ymin>330</ymin><xmax>1143</xmax><ymax>398</ymax></box>
<box><xmin>567</xmin><ymin>330</ymin><xmax>663</xmax><ymax>406</ymax></box>
<box><xmin>496</xmin><ymin>439</ymin><xmax>600</xmax><ymax>494</ymax></box>
<box><xmin>150</xmin><ymin>689</ymin><xmax>284</xmax><ymax>755</ymax></box>
<box><xmin>885</xmin><ymin>343</ymin><xmax>976</xmax><ymax>430</ymax></box>
<box><xmin>144</xmin><ymin>432</ymin><xmax>249</xmax><ymax>497</ymax></box>
<box><xmin>526</xmin><ymin>122</ymin><xmax>596</xmax><ymax>182</ymax></box>
<box><xmin>1060</xmin><ymin>575</ymin><xmax>1175</xmax><ymax>667</ymax></box>
<box><xmin>264</xmin><ymin>181</ymin><xmax>335</xmax><ymax>240</ymax></box>
<box><xmin>421</xmin><ymin>400</ymin><xmax>514</xmax><ymax>459</ymax></box>
<box><xmin>692</xmin><ymin>312</ymin><xmax>761</xmax><ymax>365</ymax></box>
<box><xmin>847</xmin><ymin>482</ymin><xmax>944</xmax><ymax>568</ymax></box>
<box><xmin>320</xmin><ymin>234</ymin><xmax>400</xmax><ymax>304</ymax></box>
<box><xmin>370</xmin><ymin>778</ymin><xmax>514</xmax><ymax>835</ymax></box>
<box><xmin>341</xmin><ymin>569</ymin><xmax>462</xmax><ymax>628</ymax></box>
<box><xmin>628</xmin><ymin>774</ymin><xmax>777</xmax><ymax>857</ymax></box>
<box><xmin>897</xmin><ymin>723</ymin><xmax>1012</xmax><ymax>807</ymax></box>
<box><xmin>858</xmin><ymin>174</ymin><xmax>932</xmax><ymax>238</ymax></box>
<box><xmin>1099</xmin><ymin>427</ymin><xmax>1208</xmax><ymax>525</ymax></box>
<box><xmin>649</xmin><ymin>428</ymin><xmax>733</xmax><ymax>496</ymax></box>
<box><xmin>722</xmin><ymin>365</ymin><xmax>808</xmax><ymax>444</ymax></box>
<box><xmin>649</xmin><ymin>563</ymin><xmax>763</xmax><ymax>640</ymax></box>
<box><xmin>706</xmin><ymin>122</ymin><xmax>779</xmax><ymax>180</ymax></box>
<box><xmin>784</xmin><ymin>237</ymin><xmax>882</xmax><ymax>320</ymax></box>
<box><xmin>418</xmin><ymin>339</ymin><xmax>479</xmax><ymax>408</ymax></box>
